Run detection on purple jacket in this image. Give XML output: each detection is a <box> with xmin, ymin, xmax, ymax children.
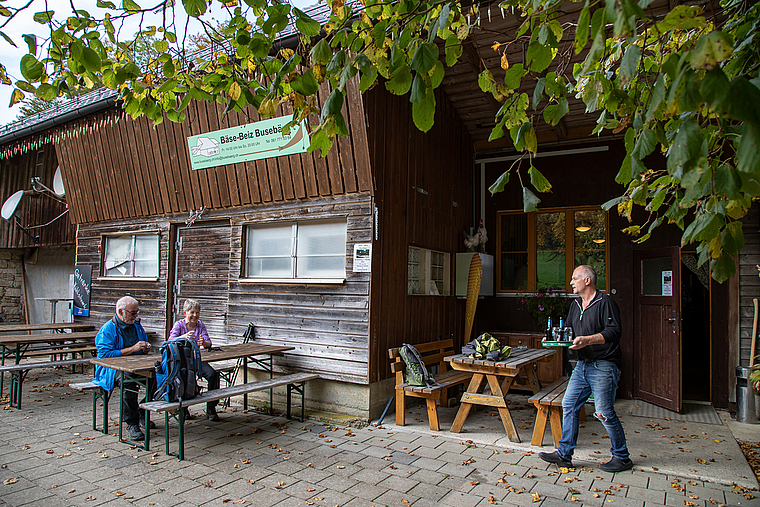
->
<box><xmin>169</xmin><ymin>319</ymin><xmax>211</xmax><ymax>347</ymax></box>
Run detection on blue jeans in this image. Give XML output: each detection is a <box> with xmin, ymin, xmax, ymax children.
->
<box><xmin>558</xmin><ymin>359</ymin><xmax>630</xmax><ymax>461</ymax></box>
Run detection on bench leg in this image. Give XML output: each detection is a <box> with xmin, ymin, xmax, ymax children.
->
<box><xmin>286</xmin><ymin>381</ymin><xmax>307</xmax><ymax>422</ymax></box>
<box><xmin>395</xmin><ymin>389</ymin><xmax>406</xmax><ymax>426</ymax></box>
<box><xmin>164</xmin><ymin>408</ymin><xmax>186</xmax><ymax>461</ymax></box>
<box><xmin>549</xmin><ymin>407</ymin><xmax>563</xmax><ymax>447</ymax></box>
<box><xmin>531</xmin><ymin>403</ymin><xmax>549</xmax><ymax>446</ymax></box>
<box><xmin>92</xmin><ymin>388</ymin><xmax>111</xmax><ymax>434</ymax></box>
<box><xmin>426</xmin><ymin>398</ymin><xmax>440</xmax><ymax>431</ymax></box>
<box><xmin>9</xmin><ymin>370</ymin><xmax>27</xmax><ymax>409</ymax></box>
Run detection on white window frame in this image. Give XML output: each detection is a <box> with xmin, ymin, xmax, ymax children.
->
<box><xmin>242</xmin><ymin>219</ymin><xmax>348</xmax><ymax>283</ymax></box>
<box><xmin>102</xmin><ymin>232</ymin><xmax>160</xmax><ymax>280</ymax></box>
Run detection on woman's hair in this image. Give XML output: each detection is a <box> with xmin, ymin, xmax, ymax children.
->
<box><xmin>183</xmin><ymin>298</ymin><xmax>201</xmax><ymax>313</ymax></box>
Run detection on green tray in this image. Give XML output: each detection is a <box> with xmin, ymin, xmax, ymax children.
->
<box><xmin>541</xmin><ymin>341</ymin><xmax>573</xmax><ymax>347</ymax></box>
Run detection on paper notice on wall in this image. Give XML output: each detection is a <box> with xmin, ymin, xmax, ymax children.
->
<box><xmin>662</xmin><ymin>270</ymin><xmax>673</xmax><ymax>296</ymax></box>
<box><xmin>353</xmin><ymin>244</ymin><xmax>372</xmax><ymax>272</ymax></box>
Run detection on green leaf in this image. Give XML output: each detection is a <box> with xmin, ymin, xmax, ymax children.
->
<box><xmin>528</xmin><ymin>165</ymin><xmax>552</xmax><ymax>192</ymax></box>
<box><xmin>632</xmin><ymin>128</ymin><xmax>657</xmax><ymax>160</ymax></box>
<box><xmin>33</xmin><ymin>10</ymin><xmax>54</xmax><ymax>23</ymax></box>
<box><xmin>154</xmin><ymin>39</ymin><xmax>169</xmax><ymax>53</ymax></box>
<box><xmin>80</xmin><ymin>47</ymin><xmax>101</xmax><ymax>73</ymax></box>
<box><xmin>543</xmin><ymin>98</ymin><xmax>568</xmax><ymax>126</ymax></box>
<box><xmin>0</xmin><ymin>31</ymin><xmax>16</xmax><ymax>47</ymax></box>
<box><xmin>489</xmin><ymin>170</ymin><xmax>510</xmax><ymax>195</ymax></box>
<box><xmin>721</xmin><ymin>221</ymin><xmax>744</xmax><ymax>255</ymax></box>
<box><xmin>294</xmin><ymin>8</ymin><xmax>321</xmax><ymax>37</ymax></box>
<box><xmin>710</xmin><ymin>252</ymin><xmax>735</xmax><ymax>283</ymax></box>
<box><xmin>478</xmin><ymin>68</ymin><xmax>495</xmax><ymax>93</ymax></box>
<box><xmin>386</xmin><ymin>65</ymin><xmax>413</xmax><ymax>95</ymax></box>
<box><xmin>310</xmin><ymin>39</ymin><xmax>332</xmax><ymax>66</ymax></box>
<box><xmin>321</xmin><ymin>88</ymin><xmax>344</xmax><ymax>121</ymax></box>
<box><xmin>658</xmin><ymin>5</ymin><xmax>707</xmax><ymax>31</ymax></box>
<box><xmin>444</xmin><ymin>35</ymin><xmax>462</xmax><ymax>67</ymax></box>
<box><xmin>410</xmin><ymin>74</ymin><xmax>428</xmax><ymax>103</ymax></box>
<box><xmin>602</xmin><ymin>195</ymin><xmax>626</xmax><ymax>210</ymax></box>
<box><xmin>667</xmin><ymin>117</ymin><xmax>701</xmax><ymax>177</ymax></box>
<box><xmin>163</xmin><ymin>60</ymin><xmax>175</xmax><ymax>78</ymax></box>
<box><xmin>412</xmin><ymin>90</ymin><xmax>436</xmax><ymax>132</ymax></box>
<box><xmin>308</xmin><ymin>125</ymin><xmax>332</xmax><ymax>157</ymax></box>
<box><xmin>36</xmin><ymin>83</ymin><xmax>57</xmax><ymax>100</ymax></box>
<box><xmin>526</xmin><ymin>41</ymin><xmax>553</xmax><ymax>73</ymax></box>
<box><xmin>714</xmin><ymin>162</ymin><xmax>741</xmax><ymax>198</ymax></box>
<box><xmin>736</xmin><ymin>124</ymin><xmax>760</xmax><ymax>174</ymax></box>
<box><xmin>650</xmin><ymin>187</ymin><xmax>668</xmax><ymax>211</ymax></box>
<box><xmin>122</xmin><ymin>0</ymin><xmax>140</xmax><ymax>13</ymax></box>
<box><xmin>574</xmin><ymin>5</ymin><xmax>590</xmax><ymax>54</ymax></box>
<box><xmin>619</xmin><ymin>44</ymin><xmax>641</xmax><ymax>83</ymax></box>
<box><xmin>690</xmin><ymin>31</ymin><xmax>733</xmax><ymax>70</ymax></box>
<box><xmin>338</xmin><ymin>62</ymin><xmax>357</xmax><ymax>91</ymax></box>
<box><xmin>8</xmin><ymin>88</ymin><xmax>24</xmax><ymax>106</ymax></box>
<box><xmin>410</xmin><ymin>42</ymin><xmax>438</xmax><ymax>74</ymax></box>
<box><xmin>19</xmin><ymin>54</ymin><xmax>44</xmax><ymax>82</ymax></box>
<box><xmin>523</xmin><ymin>187</ymin><xmax>541</xmax><ymax>212</ymax></box>
<box><xmin>503</xmin><ymin>63</ymin><xmax>525</xmax><ymax>89</ymax></box>
<box><xmin>182</xmin><ymin>0</ymin><xmax>206</xmax><ymax>17</ymax></box>
<box><xmin>532</xmin><ymin>77</ymin><xmax>545</xmax><ymax>110</ymax></box>
<box><xmin>290</xmin><ymin>68</ymin><xmax>319</xmax><ymax>96</ymax></box>
<box><xmin>96</xmin><ymin>0</ymin><xmax>117</xmax><ymax>8</ymax></box>
<box><xmin>22</xmin><ymin>34</ymin><xmax>36</xmax><ymax>55</ymax></box>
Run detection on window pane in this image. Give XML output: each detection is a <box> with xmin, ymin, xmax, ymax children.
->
<box><xmin>574</xmin><ymin>210</ymin><xmax>606</xmax><ymax>291</ymax></box>
<box><xmin>247</xmin><ymin>224</ymin><xmax>293</xmax><ymax>277</ymax></box>
<box><xmin>641</xmin><ymin>257</ymin><xmax>672</xmax><ymax>296</ymax></box>
<box><xmin>104</xmin><ymin>236</ymin><xmax>133</xmax><ymax>276</ymax></box>
<box><xmin>499</xmin><ymin>214</ymin><xmax>528</xmax><ymax>291</ymax></box>
<box><xmin>296</xmin><ymin>220</ymin><xmax>346</xmax><ymax>278</ymax></box>
<box><xmin>133</xmin><ymin>235</ymin><xmax>159</xmax><ymax>277</ymax></box>
<box><xmin>537</xmin><ymin>212</ymin><xmax>566</xmax><ymax>289</ymax></box>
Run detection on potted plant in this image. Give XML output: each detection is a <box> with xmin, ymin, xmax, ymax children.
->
<box><xmin>518</xmin><ymin>286</ymin><xmax>574</xmax><ymax>329</ymax></box>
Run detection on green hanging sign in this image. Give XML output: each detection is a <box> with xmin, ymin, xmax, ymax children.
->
<box><xmin>187</xmin><ymin>116</ymin><xmax>310</xmax><ymax>171</ymax></box>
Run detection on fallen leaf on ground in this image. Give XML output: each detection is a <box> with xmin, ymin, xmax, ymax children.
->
<box><xmin>3</xmin><ymin>478</ymin><xmax>18</xmax><ymax>485</ymax></box>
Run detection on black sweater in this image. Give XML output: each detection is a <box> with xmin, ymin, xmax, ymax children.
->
<box><xmin>566</xmin><ymin>291</ymin><xmax>623</xmax><ymax>367</ymax></box>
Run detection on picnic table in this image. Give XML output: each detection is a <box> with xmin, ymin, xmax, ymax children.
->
<box><xmin>89</xmin><ymin>342</ymin><xmax>295</xmax><ymax>450</ymax></box>
<box><xmin>0</xmin><ymin>322</ymin><xmax>95</xmax><ymax>334</ymax></box>
<box><xmin>0</xmin><ymin>330</ymin><xmax>99</xmax><ymax>398</ymax></box>
<box><xmin>444</xmin><ymin>347</ymin><xmax>556</xmax><ymax>442</ymax></box>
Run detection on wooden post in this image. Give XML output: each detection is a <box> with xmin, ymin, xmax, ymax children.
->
<box><xmin>751</xmin><ymin>298</ymin><xmax>758</xmax><ymax>368</ymax></box>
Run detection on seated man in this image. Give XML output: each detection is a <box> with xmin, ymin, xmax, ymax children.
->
<box><xmin>93</xmin><ymin>296</ymin><xmax>154</xmax><ymax>441</ymax></box>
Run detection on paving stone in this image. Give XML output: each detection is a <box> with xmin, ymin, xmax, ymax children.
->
<box><xmin>377</xmin><ymin>473</ymin><xmax>419</xmax><ymax>493</ymax></box>
<box><xmin>439</xmin><ymin>490</ymin><xmax>483</xmax><ymax>506</ymax></box>
<box><xmin>373</xmin><ymin>487</ymin><xmax>420</xmax><ymax>505</ymax></box>
<box><xmin>344</xmin><ymin>480</ymin><xmax>387</xmax><ymax>501</ymax></box>
<box><xmin>626</xmin><ymin>483</ymin><xmax>667</xmax><ymax>504</ymax></box>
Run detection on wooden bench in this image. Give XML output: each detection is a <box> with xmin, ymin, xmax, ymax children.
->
<box><xmin>529</xmin><ymin>376</ymin><xmax>586</xmax><ymax>446</ymax></box>
<box><xmin>389</xmin><ymin>340</ymin><xmax>472</xmax><ymax>431</ymax></box>
<box><xmin>0</xmin><ymin>358</ymin><xmax>93</xmax><ymax>409</ymax></box>
<box><xmin>140</xmin><ymin>372</ymin><xmax>319</xmax><ymax>460</ymax></box>
<box><xmin>70</xmin><ymin>381</ymin><xmax>112</xmax><ymax>434</ymax></box>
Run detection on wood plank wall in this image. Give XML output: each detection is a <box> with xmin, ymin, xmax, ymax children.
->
<box><xmin>739</xmin><ymin>204</ymin><xmax>760</xmax><ymax>365</ymax></box>
<box><xmin>54</xmin><ymin>78</ymin><xmax>372</xmax><ymax>224</ymax></box>
<box><xmin>0</xmin><ymin>144</ymin><xmax>76</xmax><ymax>248</ymax></box>
<box><xmin>74</xmin><ymin>194</ymin><xmax>372</xmax><ymax>385</ymax></box>
<box><xmin>364</xmin><ymin>85</ymin><xmax>473</xmax><ymax>384</ymax></box>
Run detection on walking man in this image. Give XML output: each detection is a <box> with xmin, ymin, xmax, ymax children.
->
<box><xmin>539</xmin><ymin>265</ymin><xmax>633</xmax><ymax>473</ymax></box>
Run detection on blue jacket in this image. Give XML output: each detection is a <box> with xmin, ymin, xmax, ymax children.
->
<box><xmin>93</xmin><ymin>316</ymin><xmax>149</xmax><ymax>392</ymax></box>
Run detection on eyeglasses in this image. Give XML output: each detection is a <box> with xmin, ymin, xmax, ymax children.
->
<box><xmin>125</xmin><ymin>309</ymin><xmax>139</xmax><ymax>316</ymax></box>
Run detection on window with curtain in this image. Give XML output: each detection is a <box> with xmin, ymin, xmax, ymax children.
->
<box><xmin>408</xmin><ymin>247</ymin><xmax>451</xmax><ymax>295</ymax></box>
<box><xmin>497</xmin><ymin>207</ymin><xmax>607</xmax><ymax>292</ymax></box>
<box><xmin>244</xmin><ymin>219</ymin><xmax>347</xmax><ymax>280</ymax></box>
<box><xmin>103</xmin><ymin>233</ymin><xmax>160</xmax><ymax>278</ymax></box>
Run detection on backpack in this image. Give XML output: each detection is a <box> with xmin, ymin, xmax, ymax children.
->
<box><xmin>462</xmin><ymin>332</ymin><xmax>512</xmax><ymax>361</ymax></box>
<box><xmin>398</xmin><ymin>343</ymin><xmax>438</xmax><ymax>387</ymax></box>
<box><xmin>153</xmin><ymin>337</ymin><xmax>203</xmax><ymax>404</ymax></box>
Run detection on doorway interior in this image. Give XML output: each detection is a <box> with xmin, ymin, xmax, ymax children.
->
<box><xmin>681</xmin><ymin>255</ymin><xmax>711</xmax><ymax>402</ymax></box>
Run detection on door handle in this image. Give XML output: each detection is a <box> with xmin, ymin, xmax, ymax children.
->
<box><xmin>664</xmin><ymin>311</ymin><xmax>679</xmax><ymax>333</ymax></box>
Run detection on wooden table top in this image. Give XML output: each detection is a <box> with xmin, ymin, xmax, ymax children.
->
<box><xmin>445</xmin><ymin>347</ymin><xmax>556</xmax><ymax>371</ymax></box>
<box><xmin>90</xmin><ymin>343</ymin><xmax>295</xmax><ymax>374</ymax></box>
<box><xmin>0</xmin><ymin>323</ymin><xmax>95</xmax><ymax>333</ymax></box>
<box><xmin>0</xmin><ymin>331</ymin><xmax>98</xmax><ymax>345</ymax></box>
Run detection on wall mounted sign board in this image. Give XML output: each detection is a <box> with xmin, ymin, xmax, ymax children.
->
<box><xmin>187</xmin><ymin>116</ymin><xmax>310</xmax><ymax>171</ymax></box>
<box><xmin>72</xmin><ymin>265</ymin><xmax>92</xmax><ymax>317</ymax></box>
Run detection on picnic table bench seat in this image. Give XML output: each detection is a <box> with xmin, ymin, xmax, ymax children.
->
<box><xmin>140</xmin><ymin>372</ymin><xmax>319</xmax><ymax>460</ymax></box>
<box><xmin>70</xmin><ymin>381</ymin><xmax>112</xmax><ymax>434</ymax></box>
<box><xmin>0</xmin><ymin>357</ymin><xmax>93</xmax><ymax>409</ymax></box>
<box><xmin>389</xmin><ymin>339</ymin><xmax>472</xmax><ymax>431</ymax></box>
<box><xmin>528</xmin><ymin>376</ymin><xmax>586</xmax><ymax>446</ymax></box>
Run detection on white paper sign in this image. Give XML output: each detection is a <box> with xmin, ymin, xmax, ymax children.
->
<box><xmin>353</xmin><ymin>244</ymin><xmax>372</xmax><ymax>272</ymax></box>
<box><xmin>662</xmin><ymin>270</ymin><xmax>673</xmax><ymax>296</ymax></box>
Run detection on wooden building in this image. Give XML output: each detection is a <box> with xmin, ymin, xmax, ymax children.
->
<box><xmin>0</xmin><ymin>2</ymin><xmax>755</xmax><ymax>418</ymax></box>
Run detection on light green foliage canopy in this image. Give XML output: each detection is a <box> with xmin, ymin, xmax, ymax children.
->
<box><xmin>0</xmin><ymin>0</ymin><xmax>758</xmax><ymax>282</ymax></box>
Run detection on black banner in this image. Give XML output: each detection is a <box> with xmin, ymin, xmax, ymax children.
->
<box><xmin>72</xmin><ymin>265</ymin><xmax>92</xmax><ymax>317</ymax></box>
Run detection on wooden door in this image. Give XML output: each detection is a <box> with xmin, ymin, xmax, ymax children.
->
<box><xmin>171</xmin><ymin>222</ymin><xmax>231</xmax><ymax>344</ymax></box>
<box><xmin>634</xmin><ymin>247</ymin><xmax>682</xmax><ymax>412</ymax></box>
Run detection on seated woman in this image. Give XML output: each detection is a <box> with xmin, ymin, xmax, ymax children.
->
<box><xmin>169</xmin><ymin>298</ymin><xmax>221</xmax><ymax>421</ymax></box>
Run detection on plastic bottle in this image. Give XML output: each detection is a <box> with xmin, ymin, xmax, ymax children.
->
<box><xmin>546</xmin><ymin>316</ymin><xmax>553</xmax><ymax>341</ymax></box>
<box><xmin>559</xmin><ymin>318</ymin><xmax>565</xmax><ymax>340</ymax></box>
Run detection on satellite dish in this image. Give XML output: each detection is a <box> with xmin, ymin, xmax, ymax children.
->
<box><xmin>1</xmin><ymin>190</ymin><xmax>24</xmax><ymax>221</ymax></box>
<box><xmin>53</xmin><ymin>166</ymin><xmax>65</xmax><ymax>196</ymax></box>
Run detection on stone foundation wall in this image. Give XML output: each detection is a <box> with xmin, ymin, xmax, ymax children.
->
<box><xmin>0</xmin><ymin>250</ymin><xmax>24</xmax><ymax>324</ymax></box>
